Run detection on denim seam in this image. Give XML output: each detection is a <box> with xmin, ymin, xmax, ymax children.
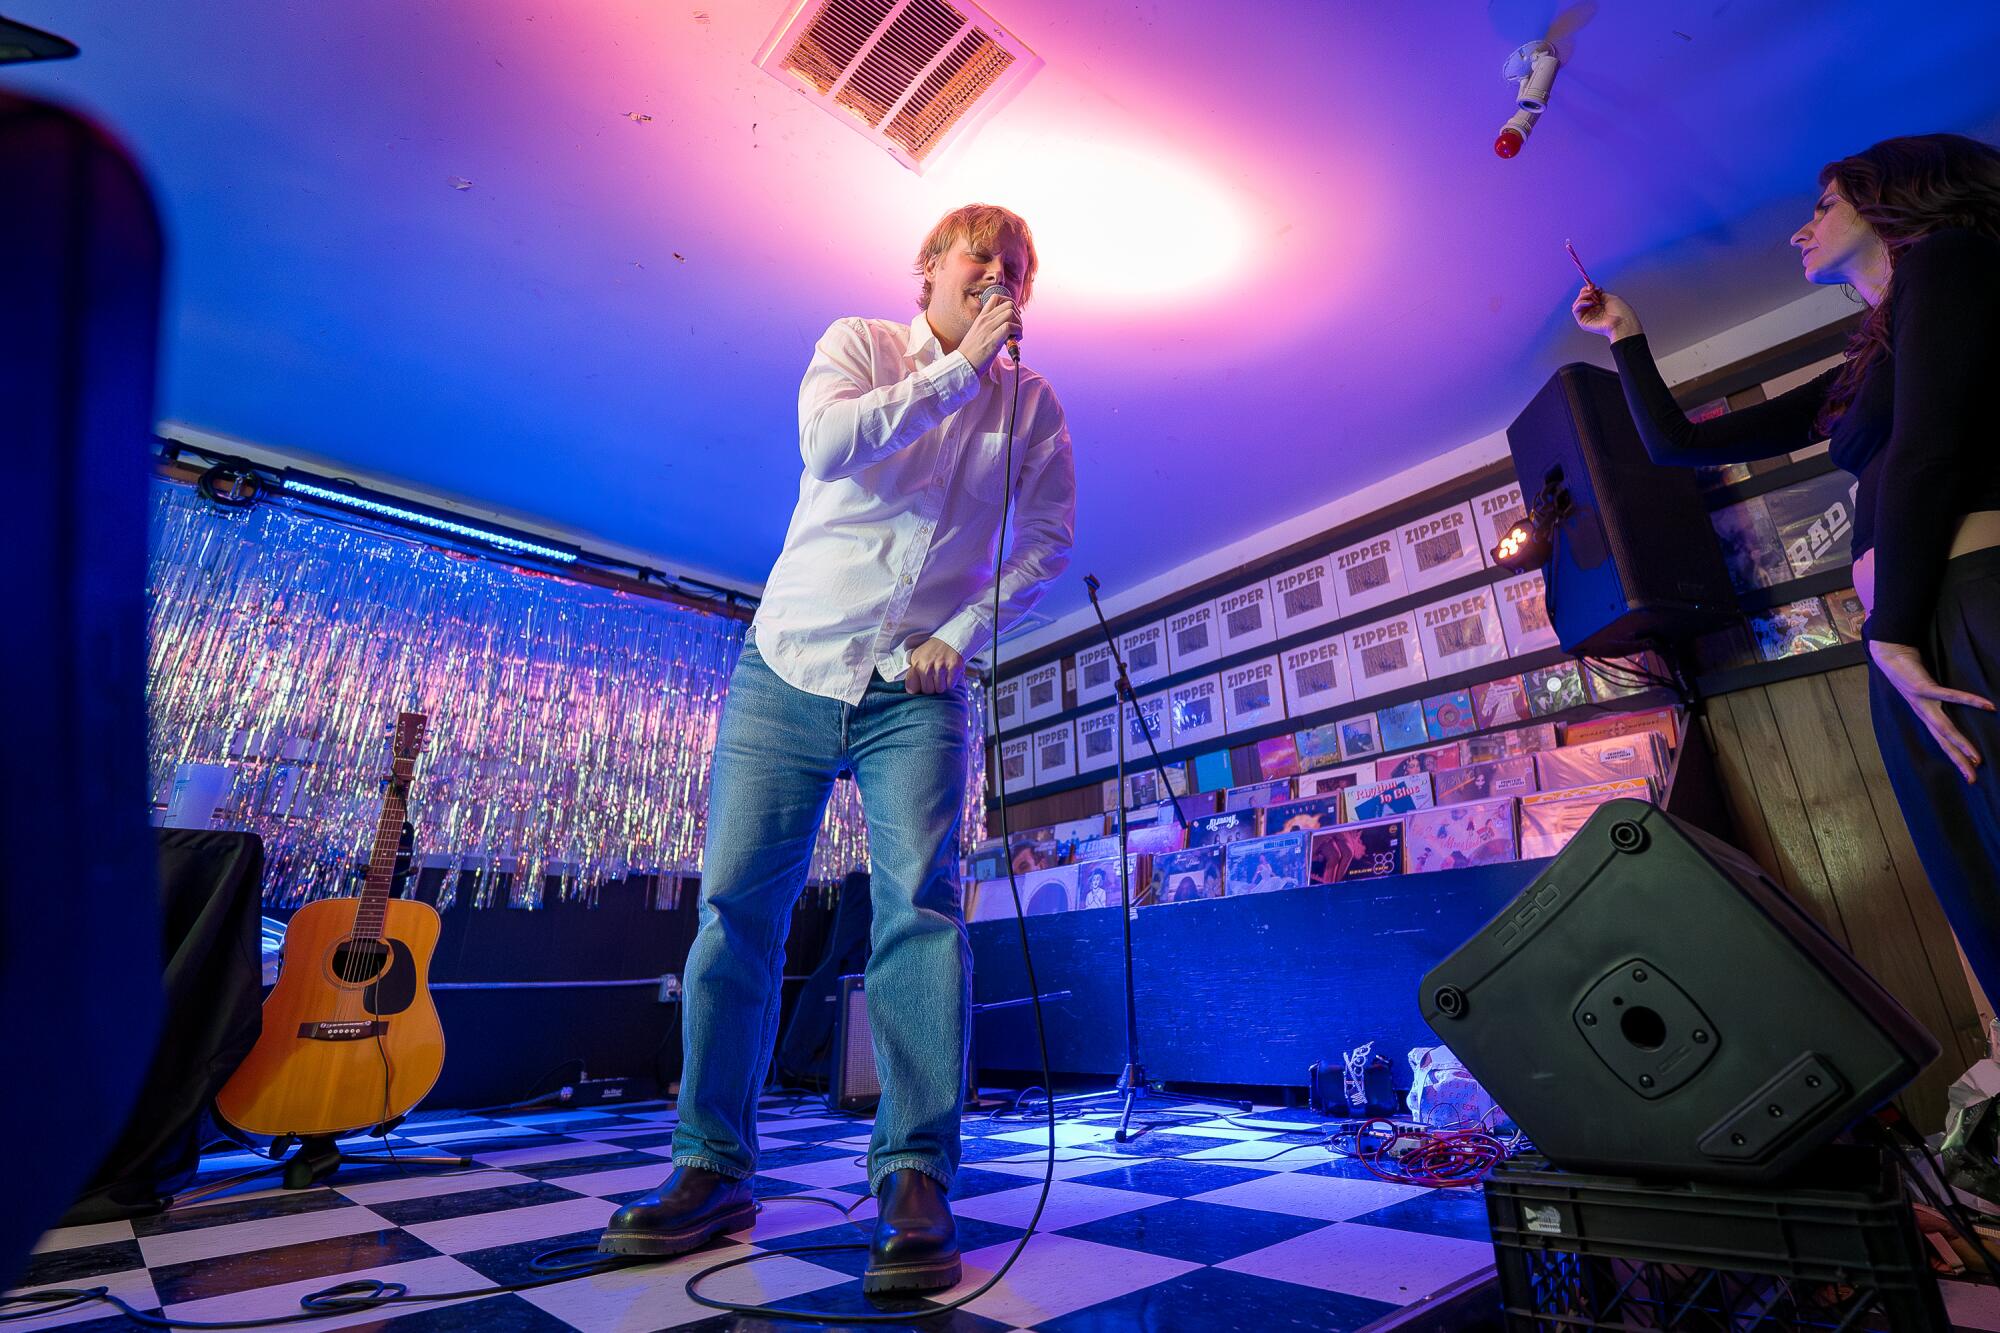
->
<box><xmin>871</xmin><ymin>1155</ymin><xmax>951</xmax><ymax>1194</ymax></box>
<box><xmin>672</xmin><ymin>1154</ymin><xmax>750</xmax><ymax>1181</ymax></box>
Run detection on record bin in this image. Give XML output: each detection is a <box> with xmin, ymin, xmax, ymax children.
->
<box><xmin>1482</xmin><ymin>1144</ymin><xmax>1948</xmax><ymax>1330</ymax></box>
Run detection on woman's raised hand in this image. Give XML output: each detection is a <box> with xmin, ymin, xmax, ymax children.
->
<box><xmin>1571</xmin><ymin>284</ymin><xmax>1642</xmax><ymax>341</ymax></box>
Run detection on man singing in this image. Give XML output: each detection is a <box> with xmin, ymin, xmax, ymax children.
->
<box><xmin>600</xmin><ymin>204</ymin><xmax>1076</xmax><ymax>1294</ymax></box>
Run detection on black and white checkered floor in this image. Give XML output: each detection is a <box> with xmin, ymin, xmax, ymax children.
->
<box><xmin>18</xmin><ymin>1094</ymin><xmax>2000</xmax><ymax>1331</ymax></box>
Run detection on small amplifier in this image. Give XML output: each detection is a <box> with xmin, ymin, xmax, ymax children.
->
<box><xmin>830</xmin><ymin>974</ymin><xmax>882</xmax><ymax>1113</ymax></box>
<box><xmin>563</xmin><ymin>1076</ymin><xmax>649</xmax><ymax>1107</ymax></box>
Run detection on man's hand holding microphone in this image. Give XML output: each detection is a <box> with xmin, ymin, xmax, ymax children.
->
<box><xmin>961</xmin><ymin>284</ymin><xmax>1022</xmax><ymax>376</ymax></box>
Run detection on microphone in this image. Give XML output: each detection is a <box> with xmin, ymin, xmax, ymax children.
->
<box><xmin>979</xmin><ymin>282</ymin><xmax>1021</xmax><ymax>363</ymax></box>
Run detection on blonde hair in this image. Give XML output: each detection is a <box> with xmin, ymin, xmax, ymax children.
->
<box><xmin>913</xmin><ymin>203</ymin><xmax>1038</xmax><ymax>311</ymax></box>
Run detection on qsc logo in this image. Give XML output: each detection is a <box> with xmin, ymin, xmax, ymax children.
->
<box><xmin>1494</xmin><ymin>881</ymin><xmax>1563</xmax><ymax>951</ymax></box>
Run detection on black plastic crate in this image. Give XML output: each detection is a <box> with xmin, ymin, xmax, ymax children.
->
<box><xmin>1484</xmin><ymin>1145</ymin><xmax>1948</xmax><ymax>1329</ymax></box>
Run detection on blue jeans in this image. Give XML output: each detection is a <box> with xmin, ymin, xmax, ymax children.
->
<box><xmin>670</xmin><ymin>640</ymin><xmax>972</xmax><ymax>1194</ymax></box>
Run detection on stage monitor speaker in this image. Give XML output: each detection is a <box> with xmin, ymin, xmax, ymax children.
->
<box><xmin>1507</xmin><ymin>363</ymin><xmax>1738</xmax><ymax>656</ymax></box>
<box><xmin>1421</xmin><ymin>799</ymin><xmax>1938</xmax><ymax>1183</ymax></box>
<box><xmin>830</xmin><ymin>974</ymin><xmax>882</xmax><ymax>1113</ymax></box>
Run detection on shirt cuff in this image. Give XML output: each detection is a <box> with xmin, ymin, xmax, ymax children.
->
<box><xmin>932</xmin><ymin>611</ymin><xmax>989</xmax><ymax>664</ymax></box>
<box><xmin>920</xmin><ymin>350</ymin><xmax>980</xmax><ymax>415</ymax></box>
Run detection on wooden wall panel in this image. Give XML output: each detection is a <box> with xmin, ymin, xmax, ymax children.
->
<box><xmin>1699</xmin><ymin>663</ymin><xmax>1983</xmax><ymax>1130</ymax></box>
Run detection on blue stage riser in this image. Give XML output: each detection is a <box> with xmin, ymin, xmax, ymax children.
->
<box><xmin>970</xmin><ymin>862</ymin><xmax>1543</xmax><ymax>1088</ymax></box>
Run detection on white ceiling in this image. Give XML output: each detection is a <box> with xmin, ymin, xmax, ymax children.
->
<box><xmin>9</xmin><ymin>1</ymin><xmax>2000</xmax><ymax>621</ymax></box>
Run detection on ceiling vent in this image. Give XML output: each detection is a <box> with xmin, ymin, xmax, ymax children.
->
<box><xmin>755</xmin><ymin>0</ymin><xmax>1043</xmax><ymax>172</ymax></box>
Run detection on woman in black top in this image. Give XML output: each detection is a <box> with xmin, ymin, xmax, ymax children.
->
<box><xmin>1574</xmin><ymin>133</ymin><xmax>2000</xmax><ymax>1005</ymax></box>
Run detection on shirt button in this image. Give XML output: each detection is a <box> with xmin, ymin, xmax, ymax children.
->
<box><xmin>900</xmin><ymin>575</ymin><xmax>913</xmax><ymax>586</ymax></box>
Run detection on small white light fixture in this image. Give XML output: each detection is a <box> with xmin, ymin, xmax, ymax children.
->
<box><xmin>1495</xmin><ymin>40</ymin><xmax>1560</xmax><ymax>159</ymax></box>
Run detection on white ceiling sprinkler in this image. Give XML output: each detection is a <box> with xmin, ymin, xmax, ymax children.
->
<box><xmin>1495</xmin><ymin>39</ymin><xmax>1560</xmax><ymax>158</ymax></box>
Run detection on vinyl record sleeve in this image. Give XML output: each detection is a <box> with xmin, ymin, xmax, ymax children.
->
<box><xmin>1561</xmin><ymin>706</ymin><xmax>1681</xmax><ymax>753</ymax></box>
<box><xmin>1223</xmin><ymin>778</ymin><xmax>1295</xmax><ymax>811</ymax></box>
<box><xmin>1167</xmin><ymin>599</ymin><xmax>1222</xmax><ymax>672</ymax></box>
<box><xmin>1403</xmin><ymin>798</ymin><xmax>1519</xmax><ymax>874</ymax></box>
<box><xmin>1376</xmin><ymin>700</ymin><xmax>1429</xmax><ymax>751</ymax></box>
<box><xmin>1523</xmin><ymin>661</ymin><xmax>1586</xmax><ymax>717</ymax></box>
<box><xmin>996</xmin><ymin>734</ymin><xmax>1032</xmax><ymax>787</ymax></box>
<box><xmin>1031</xmin><ymin>721</ymin><xmax>1077</xmax><ymax>786</ymax></box>
<box><xmin>1295</xmin><ymin>721</ymin><xmax>1344</xmax><ymax>771</ymax></box>
<box><xmin>1017</xmin><ymin>863</ymin><xmax>1079</xmax><ymax>915</ymax></box>
<box><xmin>1764</xmin><ymin>471</ymin><xmax>1859</xmax><ymax>580</ymax></box>
<box><xmin>989</xmin><ymin>676</ymin><xmax>1023</xmax><ymax>737</ymax></box>
<box><xmin>1423</xmin><ymin>688</ymin><xmax>1478</xmax><ymax>739</ymax></box>
<box><xmin>1118</xmin><ymin>619</ymin><xmax>1171</xmax><ymax>689</ymax></box>
<box><xmin>1073</xmin><ymin>855</ymin><xmax>1147</xmax><ymax>910</ymax></box>
<box><xmin>1075</xmin><ymin>706</ymin><xmax>1121</xmax><ymax>774</ymax></box>
<box><xmin>1824</xmin><ymin>587</ymin><xmax>1866</xmax><ymax>643</ymax></box>
<box><xmin>1259</xmin><ymin>793</ymin><xmax>1348</xmax><ymax>834</ymax></box>
<box><xmin>1216</xmin><ymin>579</ymin><xmax>1280</xmax><ymax>654</ymax></box>
<box><xmin>1329</xmin><ymin>529</ymin><xmax>1410</xmax><ymax>617</ymax></box>
<box><xmin>1191</xmin><ymin>748</ymin><xmax>1235</xmax><ymax>791</ymax></box>
<box><xmin>1337</xmin><ymin>713</ymin><xmax>1383</xmax><ymax>759</ymax></box>
<box><xmin>1020</xmin><ymin>660</ymin><xmax>1064</xmax><ymax>723</ymax></box>
<box><xmin>1749</xmin><ymin>597</ymin><xmax>1841</xmax><ymax>661</ymax></box>
<box><xmin>1471</xmin><ymin>480</ymin><xmax>1528</xmax><ymax>561</ymax></box>
<box><xmin>1461</xmin><ymin>722</ymin><xmax>1560</xmax><ymax>762</ymax></box>
<box><xmin>1416</xmin><ymin>585</ymin><xmax>1507</xmax><ymax>678</ymax></box>
<box><xmin>1221</xmin><ymin>656</ymin><xmax>1287</xmax><ymax>732</ymax></box>
<box><xmin>1309</xmin><ymin>819</ymin><xmax>1406</xmax><ymax>882</ymax></box>
<box><xmin>1343</xmin><ymin>773</ymin><xmax>1436</xmax><ymax>823</ymax></box>
<box><xmin>1519</xmin><ymin>777</ymin><xmax>1652</xmax><ymax>858</ymax></box>
<box><xmin>1397</xmin><ymin>501</ymin><xmax>1486</xmax><ymax>592</ymax></box>
<box><xmin>1346</xmin><ymin>611</ymin><xmax>1428</xmax><ymax>700</ymax></box>
<box><xmin>1224</xmin><ymin>831</ymin><xmax>1309</xmax><ymax>896</ymax></box>
<box><xmin>1434</xmin><ymin>756</ymin><xmax>1537</xmax><ymax>804</ymax></box>
<box><xmin>1374</xmin><ymin>742</ymin><xmax>1462</xmax><ymax>782</ymax></box>
<box><xmin>1493</xmin><ymin>569</ymin><xmax>1558</xmax><ymax>656</ymax></box>
<box><xmin>1167</xmin><ymin>674</ymin><xmax>1226</xmax><ymax>749</ymax></box>
<box><xmin>1535</xmin><ymin>732</ymin><xmax>1666</xmax><ymax>791</ymax></box>
<box><xmin>1122</xmin><ymin>691</ymin><xmax>1172</xmax><ymax>754</ymax></box>
<box><xmin>1270</xmin><ymin>554</ymin><xmax>1343</xmax><ymax>639</ymax></box>
<box><xmin>1710</xmin><ymin>496</ymin><xmax>1792</xmax><ymax>592</ymax></box>
<box><xmin>1297</xmin><ymin>761</ymin><xmax>1375</xmax><ymax>798</ymax></box>
<box><xmin>1187</xmin><ymin>808</ymin><xmax>1263</xmax><ymax>848</ymax></box>
<box><xmin>1255</xmin><ymin>734</ymin><xmax>1302</xmax><ymax>779</ymax></box>
<box><xmin>1147</xmin><ymin>845</ymin><xmax>1225</xmax><ymax>904</ymax></box>
<box><xmin>1471</xmin><ymin>675</ymin><xmax>1531</xmax><ymax>727</ymax></box>
<box><xmin>1074</xmin><ymin>642</ymin><xmax>1119</xmax><ymax>707</ymax></box>
<box><xmin>1281</xmin><ymin>632</ymin><xmax>1356</xmax><ymax>716</ymax></box>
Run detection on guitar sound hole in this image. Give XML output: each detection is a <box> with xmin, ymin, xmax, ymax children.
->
<box><xmin>332</xmin><ymin>938</ymin><xmax>391</xmax><ymax>984</ymax></box>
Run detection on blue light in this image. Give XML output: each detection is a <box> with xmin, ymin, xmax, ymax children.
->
<box><xmin>281</xmin><ymin>475</ymin><xmax>581</xmax><ymax>564</ymax></box>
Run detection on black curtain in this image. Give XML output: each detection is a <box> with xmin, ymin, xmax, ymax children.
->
<box><xmin>62</xmin><ymin>833</ymin><xmax>267</xmax><ymax>1224</ymax></box>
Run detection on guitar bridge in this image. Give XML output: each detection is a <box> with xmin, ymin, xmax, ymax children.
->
<box><xmin>297</xmin><ymin>1020</ymin><xmax>388</xmax><ymax>1041</ymax></box>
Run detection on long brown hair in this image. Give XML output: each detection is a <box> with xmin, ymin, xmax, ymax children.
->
<box><xmin>1813</xmin><ymin>133</ymin><xmax>2000</xmax><ymax>437</ymax></box>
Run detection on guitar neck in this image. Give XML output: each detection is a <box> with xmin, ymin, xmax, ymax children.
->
<box><xmin>355</xmin><ymin>782</ymin><xmax>409</xmax><ymax>940</ymax></box>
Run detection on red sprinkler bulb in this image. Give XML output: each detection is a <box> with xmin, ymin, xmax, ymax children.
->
<box><xmin>1494</xmin><ymin>127</ymin><xmax>1524</xmax><ymax>158</ymax></box>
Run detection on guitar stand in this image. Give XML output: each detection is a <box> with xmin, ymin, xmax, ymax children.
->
<box><xmin>175</xmin><ymin>1123</ymin><xmax>473</xmax><ymax>1207</ymax></box>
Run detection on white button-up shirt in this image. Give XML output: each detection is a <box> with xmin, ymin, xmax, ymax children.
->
<box><xmin>752</xmin><ymin>313</ymin><xmax>1077</xmax><ymax>705</ymax></box>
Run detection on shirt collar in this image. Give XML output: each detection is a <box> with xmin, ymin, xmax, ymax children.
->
<box><xmin>906</xmin><ymin>312</ymin><xmax>939</xmax><ymax>359</ymax></box>
<box><xmin>905</xmin><ymin>311</ymin><xmax>1014</xmax><ymax>382</ymax></box>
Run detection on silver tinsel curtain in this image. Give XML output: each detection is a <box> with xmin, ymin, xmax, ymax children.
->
<box><xmin>145</xmin><ymin>479</ymin><xmax>988</xmax><ymax>906</ymax></box>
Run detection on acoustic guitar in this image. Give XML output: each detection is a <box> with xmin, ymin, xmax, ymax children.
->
<box><xmin>216</xmin><ymin>712</ymin><xmax>446</xmax><ymax>1137</ymax></box>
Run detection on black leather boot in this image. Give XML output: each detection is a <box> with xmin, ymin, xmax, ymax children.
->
<box><xmin>865</xmin><ymin>1168</ymin><xmax>960</xmax><ymax>1294</ymax></box>
<box><xmin>597</xmin><ymin>1165</ymin><xmax>756</xmax><ymax>1256</ymax></box>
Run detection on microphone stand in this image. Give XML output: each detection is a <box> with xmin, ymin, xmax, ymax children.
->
<box><xmin>1065</xmin><ymin>573</ymin><xmax>1247</xmax><ymax>1141</ymax></box>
